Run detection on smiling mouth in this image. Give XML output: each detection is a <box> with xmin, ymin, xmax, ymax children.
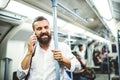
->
<box><xmin>41</xmin><ymin>35</ymin><xmax>48</xmax><ymax>39</ymax></box>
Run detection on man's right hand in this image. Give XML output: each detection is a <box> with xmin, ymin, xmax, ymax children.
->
<box><xmin>21</xmin><ymin>33</ymin><xmax>37</xmax><ymax>70</ymax></box>
<box><xmin>28</xmin><ymin>32</ymin><xmax>37</xmax><ymax>55</ymax></box>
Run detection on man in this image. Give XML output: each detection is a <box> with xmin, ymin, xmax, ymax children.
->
<box><xmin>76</xmin><ymin>44</ymin><xmax>87</xmax><ymax>68</ymax></box>
<box><xmin>17</xmin><ymin>16</ymin><xmax>81</xmax><ymax>80</ymax></box>
<box><xmin>99</xmin><ymin>46</ymin><xmax>109</xmax><ymax>73</ymax></box>
<box><xmin>73</xmin><ymin>44</ymin><xmax>88</xmax><ymax>80</ymax></box>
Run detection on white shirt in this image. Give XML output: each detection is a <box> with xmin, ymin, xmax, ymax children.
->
<box><xmin>77</xmin><ymin>50</ymin><xmax>86</xmax><ymax>65</ymax></box>
<box><xmin>99</xmin><ymin>52</ymin><xmax>107</xmax><ymax>59</ymax></box>
<box><xmin>77</xmin><ymin>51</ymin><xmax>85</xmax><ymax>59</ymax></box>
<box><xmin>17</xmin><ymin>41</ymin><xmax>81</xmax><ymax>80</ymax></box>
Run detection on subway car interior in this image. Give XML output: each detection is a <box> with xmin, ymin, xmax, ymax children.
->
<box><xmin>0</xmin><ymin>0</ymin><xmax>120</xmax><ymax>80</ymax></box>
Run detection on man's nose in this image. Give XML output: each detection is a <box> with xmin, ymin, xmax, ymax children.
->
<box><xmin>41</xmin><ymin>28</ymin><xmax>47</xmax><ymax>33</ymax></box>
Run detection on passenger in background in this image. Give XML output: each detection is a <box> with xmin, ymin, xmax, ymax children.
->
<box><xmin>93</xmin><ymin>46</ymin><xmax>111</xmax><ymax>73</ymax></box>
<box><xmin>99</xmin><ymin>46</ymin><xmax>109</xmax><ymax>73</ymax></box>
<box><xmin>17</xmin><ymin>16</ymin><xmax>81</xmax><ymax>80</ymax></box>
<box><xmin>76</xmin><ymin>44</ymin><xmax>87</xmax><ymax>68</ymax></box>
<box><xmin>93</xmin><ymin>50</ymin><xmax>102</xmax><ymax>66</ymax></box>
<box><xmin>99</xmin><ymin>46</ymin><xmax>108</xmax><ymax>62</ymax></box>
<box><xmin>73</xmin><ymin>44</ymin><xmax>88</xmax><ymax>80</ymax></box>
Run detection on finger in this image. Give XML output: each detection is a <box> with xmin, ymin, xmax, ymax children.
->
<box><xmin>53</xmin><ymin>52</ymin><xmax>62</xmax><ymax>56</ymax></box>
<box><xmin>33</xmin><ymin>32</ymin><xmax>36</xmax><ymax>36</ymax></box>
<box><xmin>31</xmin><ymin>35</ymin><xmax>37</xmax><ymax>40</ymax></box>
<box><xmin>52</xmin><ymin>50</ymin><xmax>60</xmax><ymax>52</ymax></box>
<box><xmin>31</xmin><ymin>32</ymin><xmax>37</xmax><ymax>39</ymax></box>
<box><xmin>29</xmin><ymin>38</ymin><xmax>36</xmax><ymax>46</ymax></box>
<box><xmin>53</xmin><ymin>52</ymin><xmax>63</xmax><ymax>61</ymax></box>
<box><xmin>59</xmin><ymin>58</ymin><xmax>63</xmax><ymax>61</ymax></box>
<box><xmin>30</xmin><ymin>36</ymin><xmax>36</xmax><ymax>43</ymax></box>
<box><xmin>54</xmin><ymin>54</ymin><xmax>61</xmax><ymax>58</ymax></box>
<box><xmin>31</xmin><ymin>33</ymin><xmax>37</xmax><ymax>46</ymax></box>
<box><xmin>54</xmin><ymin>56</ymin><xmax>63</xmax><ymax>61</ymax></box>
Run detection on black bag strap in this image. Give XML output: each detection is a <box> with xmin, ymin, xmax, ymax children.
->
<box><xmin>25</xmin><ymin>47</ymin><xmax>36</xmax><ymax>80</ymax></box>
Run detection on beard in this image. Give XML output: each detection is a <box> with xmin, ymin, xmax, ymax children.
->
<box><xmin>37</xmin><ymin>33</ymin><xmax>51</xmax><ymax>45</ymax></box>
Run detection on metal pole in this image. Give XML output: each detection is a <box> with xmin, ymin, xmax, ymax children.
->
<box><xmin>57</xmin><ymin>2</ymin><xmax>88</xmax><ymax>23</ymax></box>
<box><xmin>106</xmin><ymin>53</ymin><xmax>110</xmax><ymax>80</ymax></box>
<box><xmin>4</xmin><ymin>58</ymin><xmax>10</xmax><ymax>80</ymax></box>
<box><xmin>117</xmin><ymin>30</ymin><xmax>120</xmax><ymax>79</ymax></box>
<box><xmin>51</xmin><ymin>0</ymin><xmax>60</xmax><ymax>80</ymax></box>
<box><xmin>68</xmin><ymin>34</ymin><xmax>73</xmax><ymax>80</ymax></box>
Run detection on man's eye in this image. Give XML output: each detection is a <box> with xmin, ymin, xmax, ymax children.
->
<box><xmin>37</xmin><ymin>27</ymin><xmax>42</xmax><ymax>30</ymax></box>
<box><xmin>45</xmin><ymin>26</ymin><xmax>49</xmax><ymax>29</ymax></box>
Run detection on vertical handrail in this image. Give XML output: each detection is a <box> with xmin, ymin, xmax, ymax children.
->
<box><xmin>4</xmin><ymin>58</ymin><xmax>11</xmax><ymax>80</ymax></box>
<box><xmin>51</xmin><ymin>0</ymin><xmax>60</xmax><ymax>80</ymax></box>
<box><xmin>68</xmin><ymin>34</ymin><xmax>73</xmax><ymax>80</ymax></box>
<box><xmin>106</xmin><ymin>52</ymin><xmax>110</xmax><ymax>80</ymax></box>
<box><xmin>50</xmin><ymin>0</ymin><xmax>88</xmax><ymax>80</ymax></box>
<box><xmin>117</xmin><ymin>30</ymin><xmax>120</xmax><ymax>79</ymax></box>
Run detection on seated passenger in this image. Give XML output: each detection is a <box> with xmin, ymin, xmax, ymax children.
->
<box><xmin>93</xmin><ymin>46</ymin><xmax>109</xmax><ymax>73</ymax></box>
<box><xmin>93</xmin><ymin>50</ymin><xmax>102</xmax><ymax>66</ymax></box>
<box><xmin>99</xmin><ymin>46</ymin><xmax>109</xmax><ymax>73</ymax></box>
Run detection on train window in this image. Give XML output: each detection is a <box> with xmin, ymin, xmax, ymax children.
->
<box><xmin>112</xmin><ymin>44</ymin><xmax>117</xmax><ymax>53</ymax></box>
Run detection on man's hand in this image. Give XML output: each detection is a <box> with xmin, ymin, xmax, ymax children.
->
<box><xmin>52</xmin><ymin>50</ymin><xmax>63</xmax><ymax>61</ymax></box>
<box><xmin>28</xmin><ymin>32</ymin><xmax>37</xmax><ymax>55</ymax></box>
<box><xmin>52</xmin><ymin>50</ymin><xmax>71</xmax><ymax>69</ymax></box>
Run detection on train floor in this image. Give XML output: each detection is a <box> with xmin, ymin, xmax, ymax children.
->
<box><xmin>95</xmin><ymin>73</ymin><xmax>119</xmax><ymax>80</ymax></box>
<box><xmin>94</xmin><ymin>66</ymin><xmax>119</xmax><ymax>80</ymax></box>
<box><xmin>72</xmin><ymin>68</ymin><xmax>119</xmax><ymax>80</ymax></box>
<box><xmin>95</xmin><ymin>74</ymin><xmax>108</xmax><ymax>80</ymax></box>
<box><xmin>72</xmin><ymin>73</ymin><xmax>119</xmax><ymax>80</ymax></box>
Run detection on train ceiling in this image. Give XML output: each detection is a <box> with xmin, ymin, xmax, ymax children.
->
<box><xmin>0</xmin><ymin>0</ymin><xmax>120</xmax><ymax>42</ymax></box>
<box><xmin>15</xmin><ymin>0</ymin><xmax>119</xmax><ymax>40</ymax></box>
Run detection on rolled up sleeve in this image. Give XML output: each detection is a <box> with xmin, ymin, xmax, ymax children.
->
<box><xmin>17</xmin><ymin>64</ymin><xmax>29</xmax><ymax>79</ymax></box>
<box><xmin>70</xmin><ymin>56</ymin><xmax>81</xmax><ymax>72</ymax></box>
<box><xmin>59</xmin><ymin>42</ymin><xmax>81</xmax><ymax>72</ymax></box>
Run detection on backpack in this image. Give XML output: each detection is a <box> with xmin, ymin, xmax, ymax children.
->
<box><xmin>81</xmin><ymin>67</ymin><xmax>96</xmax><ymax>80</ymax></box>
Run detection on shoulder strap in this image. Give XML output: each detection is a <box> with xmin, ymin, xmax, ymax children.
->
<box><xmin>32</xmin><ymin>47</ymin><xmax>36</xmax><ymax>57</ymax></box>
<box><xmin>25</xmin><ymin>47</ymin><xmax>36</xmax><ymax>80</ymax></box>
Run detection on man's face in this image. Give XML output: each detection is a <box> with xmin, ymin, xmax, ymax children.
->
<box><xmin>79</xmin><ymin>46</ymin><xmax>83</xmax><ymax>51</ymax></box>
<box><xmin>34</xmin><ymin>20</ymin><xmax>51</xmax><ymax>45</ymax></box>
<box><xmin>102</xmin><ymin>48</ymin><xmax>106</xmax><ymax>53</ymax></box>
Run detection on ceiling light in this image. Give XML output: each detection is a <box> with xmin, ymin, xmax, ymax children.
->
<box><xmin>86</xmin><ymin>18</ymin><xmax>95</xmax><ymax>22</ymax></box>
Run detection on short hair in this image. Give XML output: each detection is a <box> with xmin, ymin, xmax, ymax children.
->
<box><xmin>102</xmin><ymin>45</ymin><xmax>106</xmax><ymax>49</ymax></box>
<box><xmin>102</xmin><ymin>45</ymin><xmax>107</xmax><ymax>50</ymax></box>
<box><xmin>32</xmin><ymin>16</ymin><xmax>49</xmax><ymax>30</ymax></box>
<box><xmin>78</xmin><ymin>44</ymin><xmax>83</xmax><ymax>48</ymax></box>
